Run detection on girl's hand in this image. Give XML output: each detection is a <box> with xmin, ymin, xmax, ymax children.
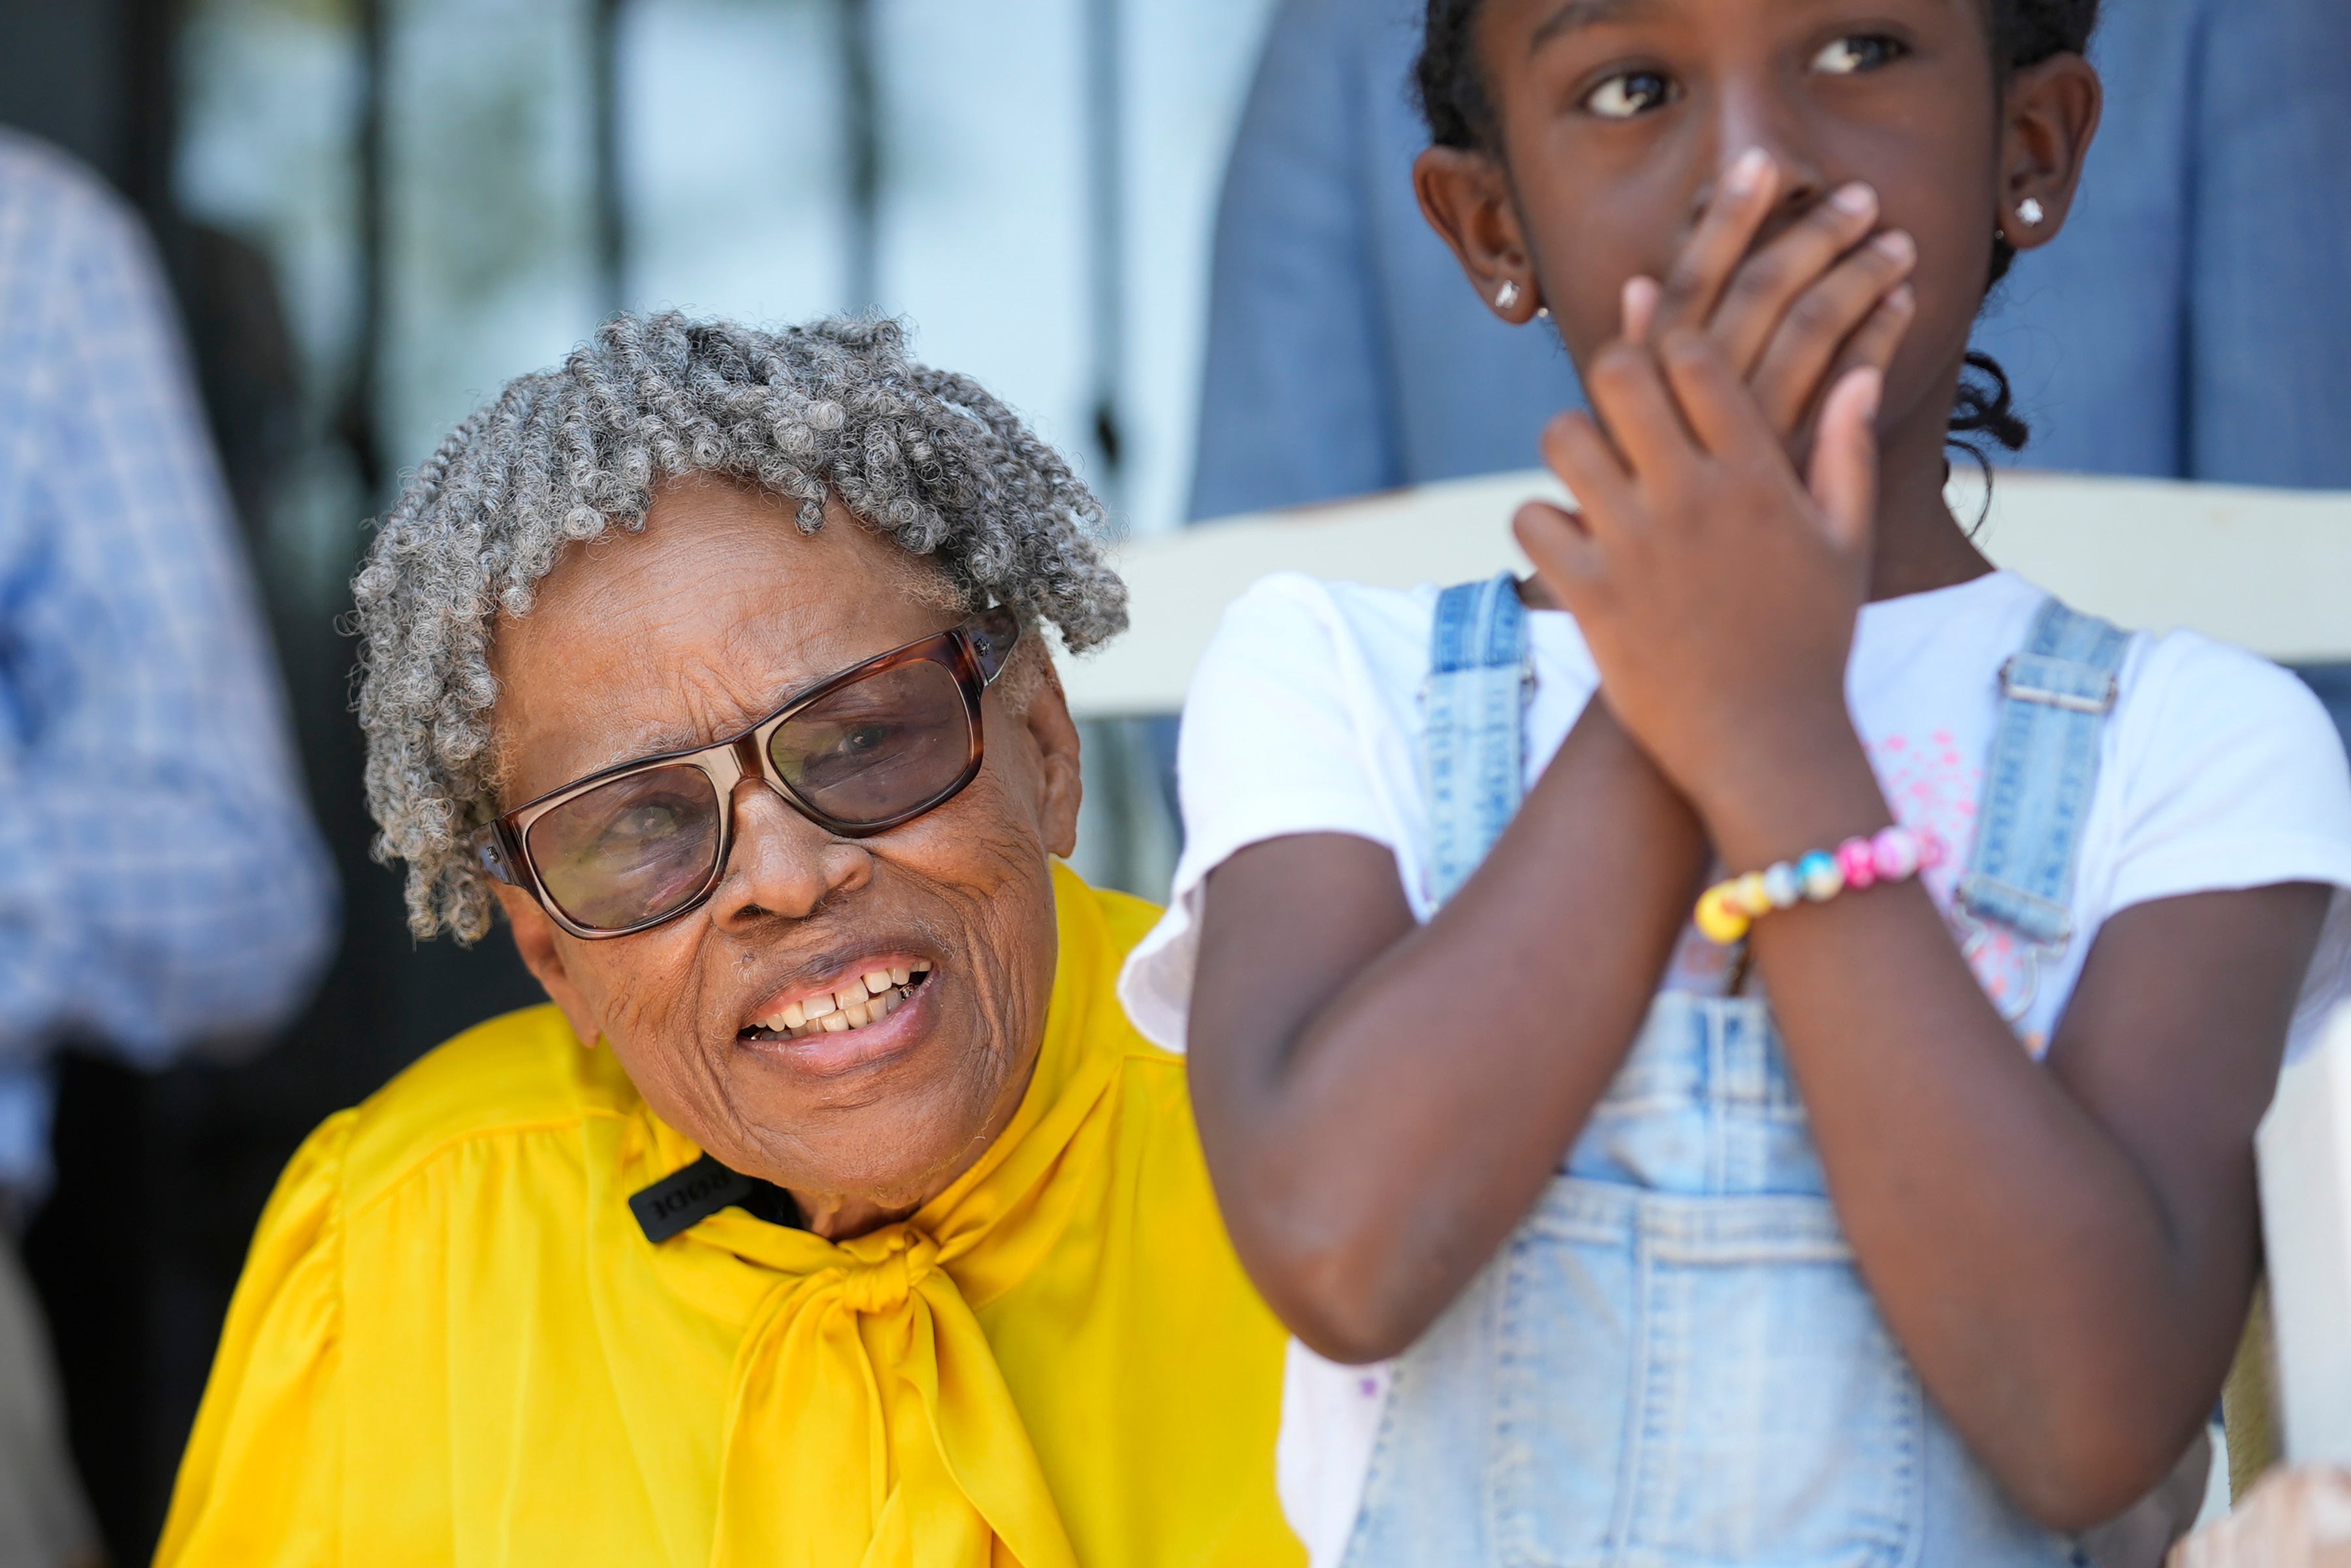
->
<box><xmin>1516</xmin><ymin>327</ymin><xmax>1882</xmax><ymax>844</ymax></box>
<box><xmin>1628</xmin><ymin>148</ymin><xmax>1915</xmax><ymax>464</ymax></box>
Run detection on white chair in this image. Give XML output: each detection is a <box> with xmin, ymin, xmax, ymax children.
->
<box><xmin>2173</xmin><ymin>1002</ymin><xmax>2351</xmax><ymax>1562</ymax></box>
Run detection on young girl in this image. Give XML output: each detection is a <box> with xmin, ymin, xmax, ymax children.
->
<box><xmin>1120</xmin><ymin>1</ymin><xmax>2351</xmax><ymax>1564</ymax></box>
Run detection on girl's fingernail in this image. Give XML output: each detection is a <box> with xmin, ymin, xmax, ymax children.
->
<box><xmin>1832</xmin><ymin>182</ymin><xmax>1877</xmax><ymax>216</ymax></box>
<box><xmin>1622</xmin><ymin>275</ymin><xmax>1659</xmax><ymax>338</ymax></box>
<box><xmin>1873</xmin><ymin>229</ymin><xmax>1915</xmax><ymax>261</ymax></box>
<box><xmin>1726</xmin><ymin>148</ymin><xmax>1771</xmax><ymax>197</ymax></box>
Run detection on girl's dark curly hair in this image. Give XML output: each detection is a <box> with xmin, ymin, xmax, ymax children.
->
<box><xmin>1415</xmin><ymin>0</ymin><xmax>2102</xmax><ymax>456</ymax></box>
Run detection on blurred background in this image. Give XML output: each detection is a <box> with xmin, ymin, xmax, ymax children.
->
<box><xmin>0</xmin><ymin>0</ymin><xmax>1273</xmax><ymax>1556</ymax></box>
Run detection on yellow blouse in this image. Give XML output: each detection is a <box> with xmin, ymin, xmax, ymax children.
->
<box><xmin>157</xmin><ymin>867</ymin><xmax>1300</xmax><ymax>1568</ymax></box>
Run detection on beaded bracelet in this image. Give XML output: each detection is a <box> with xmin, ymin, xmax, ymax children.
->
<box><xmin>1693</xmin><ymin>825</ymin><xmax>1944</xmax><ymax>945</ymax></box>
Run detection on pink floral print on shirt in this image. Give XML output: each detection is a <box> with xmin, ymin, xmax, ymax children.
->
<box><xmin>1664</xmin><ymin>728</ymin><xmax>2044</xmax><ymax>1022</ymax></box>
<box><xmin>1868</xmin><ymin>730</ymin><xmax>2037</xmax><ymax>1019</ymax></box>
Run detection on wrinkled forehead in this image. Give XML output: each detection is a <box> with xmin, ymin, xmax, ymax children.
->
<box><xmin>485</xmin><ymin>479</ymin><xmax>965</xmax><ymax>807</ymax></box>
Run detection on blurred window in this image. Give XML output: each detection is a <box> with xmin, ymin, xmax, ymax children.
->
<box><xmin>174</xmin><ymin>0</ymin><xmax>1283</xmax><ymax>588</ymax></box>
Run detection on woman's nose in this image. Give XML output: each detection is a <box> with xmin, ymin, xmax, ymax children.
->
<box><xmin>709</xmin><ymin>775</ymin><xmax>869</xmax><ymax>927</ymax></box>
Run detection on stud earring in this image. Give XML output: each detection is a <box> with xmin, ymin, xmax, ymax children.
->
<box><xmin>1495</xmin><ymin>280</ymin><xmax>1521</xmax><ymax>311</ymax></box>
<box><xmin>2016</xmin><ymin>197</ymin><xmax>2045</xmax><ymax>228</ymax></box>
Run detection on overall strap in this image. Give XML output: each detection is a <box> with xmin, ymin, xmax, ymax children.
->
<box><xmin>1424</xmin><ymin>573</ymin><xmax>1529</xmax><ymax>906</ymax></box>
<box><xmin>1955</xmin><ymin>596</ymin><xmax>2132</xmax><ymax>1022</ymax></box>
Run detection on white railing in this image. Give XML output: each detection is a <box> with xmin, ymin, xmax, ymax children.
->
<box><xmin>1064</xmin><ymin>469</ymin><xmax>2351</xmax><ymax>718</ymax></box>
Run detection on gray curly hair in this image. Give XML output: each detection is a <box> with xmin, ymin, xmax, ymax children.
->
<box><xmin>353</xmin><ymin>311</ymin><xmax>1128</xmax><ymax>944</ymax></box>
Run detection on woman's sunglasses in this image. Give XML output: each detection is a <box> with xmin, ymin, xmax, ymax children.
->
<box><xmin>475</xmin><ymin>608</ymin><xmax>1019</xmax><ymax>938</ymax></box>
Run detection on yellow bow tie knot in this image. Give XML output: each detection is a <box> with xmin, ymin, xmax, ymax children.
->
<box><xmin>699</xmin><ymin>865</ymin><xmax>1128</xmax><ymax>1568</ymax></box>
<box><xmin>711</xmin><ymin>1215</ymin><xmax>1078</xmax><ymax>1568</ymax></box>
<box><xmin>835</xmin><ymin>1226</ymin><xmax>938</xmax><ymax>1315</ymax></box>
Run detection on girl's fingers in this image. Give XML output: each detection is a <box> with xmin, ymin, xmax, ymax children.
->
<box><xmin>1655</xmin><ymin>328</ymin><xmax>1774</xmax><ymax>462</ymax></box>
<box><xmin>1708</xmin><ymin>184</ymin><xmax>1887</xmax><ymax>377</ymax></box>
<box><xmin>1537</xmin><ymin>409</ymin><xmax>1639</xmax><ymax>532</ymax></box>
<box><xmin>1819</xmin><ymin>281</ymin><xmax>1917</xmax><ymax>409</ymax></box>
<box><xmin>1651</xmin><ymin>147</ymin><xmax>1780</xmax><ymax>336</ymax></box>
<box><xmin>1512</xmin><ymin>500</ymin><xmax>1605</xmax><ymax>589</ymax></box>
<box><xmin>1808</xmin><ymin>366</ymin><xmax>1883</xmax><ymax>555</ymax></box>
<box><xmin>1582</xmin><ymin>340</ymin><xmax>1704</xmax><ymax>481</ymax></box>
<box><xmin>1622</xmin><ymin>275</ymin><xmax>1661</xmax><ymax>344</ymax></box>
<box><xmin>1785</xmin><ymin>283</ymin><xmax>1915</xmax><ymax>462</ymax></box>
<box><xmin>1749</xmin><ymin>231</ymin><xmax>1917</xmax><ymax>436</ymax></box>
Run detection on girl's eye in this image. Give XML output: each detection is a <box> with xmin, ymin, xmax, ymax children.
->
<box><xmin>1810</xmin><ymin>35</ymin><xmax>1906</xmax><ymax>75</ymax></box>
<box><xmin>1582</xmin><ymin>70</ymin><xmax>1676</xmax><ymax>120</ymax></box>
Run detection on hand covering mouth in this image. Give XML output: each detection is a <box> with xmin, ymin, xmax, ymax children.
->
<box><xmin>741</xmin><ymin>963</ymin><xmax>933</xmax><ymax>1042</ymax></box>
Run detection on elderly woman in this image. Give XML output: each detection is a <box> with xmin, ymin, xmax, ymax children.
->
<box><xmin>155</xmin><ymin>315</ymin><xmax>1298</xmax><ymax>1567</ymax></box>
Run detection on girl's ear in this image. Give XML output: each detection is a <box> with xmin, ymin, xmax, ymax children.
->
<box><xmin>1995</xmin><ymin>52</ymin><xmax>2103</xmax><ymax>251</ymax></box>
<box><xmin>1414</xmin><ymin>146</ymin><xmax>1546</xmax><ymax>323</ymax></box>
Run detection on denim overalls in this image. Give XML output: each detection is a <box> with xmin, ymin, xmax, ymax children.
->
<box><xmin>1341</xmin><ymin>575</ymin><xmax>2129</xmax><ymax>1568</ymax></box>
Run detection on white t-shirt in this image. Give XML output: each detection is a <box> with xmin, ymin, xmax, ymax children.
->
<box><xmin>1117</xmin><ymin>567</ymin><xmax>2351</xmax><ymax>1567</ymax></box>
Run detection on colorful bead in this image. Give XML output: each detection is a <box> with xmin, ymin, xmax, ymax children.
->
<box><xmin>1694</xmin><ymin>884</ymin><xmax>1751</xmax><ymax>944</ymax></box>
<box><xmin>1871</xmin><ymin>826</ymin><xmax>1920</xmax><ymax>881</ymax></box>
<box><xmin>1796</xmin><ymin>850</ymin><xmax>1842</xmax><ymax>902</ymax></box>
<box><xmin>1731</xmin><ymin>872</ymin><xmax>1773</xmax><ymax>918</ymax></box>
<box><xmin>1715</xmin><ymin>875</ymin><xmax>1746</xmax><ymax>917</ymax></box>
<box><xmin>1693</xmin><ymin>825</ymin><xmax>1940</xmax><ymax>945</ymax></box>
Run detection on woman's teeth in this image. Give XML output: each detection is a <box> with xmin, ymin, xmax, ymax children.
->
<box><xmin>754</xmin><ymin>963</ymin><xmax>930</xmax><ymax>1039</ymax></box>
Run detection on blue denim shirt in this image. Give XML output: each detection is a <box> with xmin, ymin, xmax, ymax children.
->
<box><xmin>1189</xmin><ymin>0</ymin><xmax>2351</xmax><ymax>522</ymax></box>
<box><xmin>0</xmin><ymin>134</ymin><xmax>338</xmax><ymax>1192</ymax></box>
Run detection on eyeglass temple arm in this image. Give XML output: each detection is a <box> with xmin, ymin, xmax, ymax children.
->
<box><xmin>474</xmin><ymin>825</ymin><xmax>522</xmax><ymax>886</ymax></box>
<box><xmin>966</xmin><ymin>607</ymin><xmax>1022</xmax><ymax>684</ymax></box>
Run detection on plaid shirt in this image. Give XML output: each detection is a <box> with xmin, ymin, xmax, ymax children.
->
<box><xmin>0</xmin><ymin>133</ymin><xmax>336</xmax><ymax>1191</ymax></box>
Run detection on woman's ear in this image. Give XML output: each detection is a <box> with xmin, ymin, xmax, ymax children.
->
<box><xmin>1995</xmin><ymin>52</ymin><xmax>2103</xmax><ymax>251</ymax></box>
<box><xmin>1014</xmin><ymin>659</ymin><xmax>1085</xmax><ymax>861</ymax></box>
<box><xmin>1414</xmin><ymin>145</ymin><xmax>1546</xmax><ymax>323</ymax></box>
<box><xmin>494</xmin><ymin>884</ymin><xmax>604</xmax><ymax>1049</ymax></box>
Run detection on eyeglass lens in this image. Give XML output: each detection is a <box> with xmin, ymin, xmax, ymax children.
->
<box><xmin>526</xmin><ymin>764</ymin><xmax>725</xmax><ymax>933</ymax></box>
<box><xmin>523</xmin><ymin>655</ymin><xmax>976</xmax><ymax>932</ymax></box>
<box><xmin>769</xmin><ymin>658</ymin><xmax>973</xmax><ymax>824</ymax></box>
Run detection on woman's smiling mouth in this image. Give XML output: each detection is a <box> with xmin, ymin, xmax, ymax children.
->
<box><xmin>742</xmin><ymin>962</ymin><xmax>934</xmax><ymax>1042</ymax></box>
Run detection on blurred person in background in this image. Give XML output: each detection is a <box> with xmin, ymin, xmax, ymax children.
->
<box><xmin>0</xmin><ymin>132</ymin><xmax>337</xmax><ymax>1567</ymax></box>
<box><xmin>1190</xmin><ymin>0</ymin><xmax>2351</xmax><ymax>522</ymax></box>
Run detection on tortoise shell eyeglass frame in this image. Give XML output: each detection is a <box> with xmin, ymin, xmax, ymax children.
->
<box><xmin>472</xmin><ymin>607</ymin><xmax>1021</xmax><ymax>940</ymax></box>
